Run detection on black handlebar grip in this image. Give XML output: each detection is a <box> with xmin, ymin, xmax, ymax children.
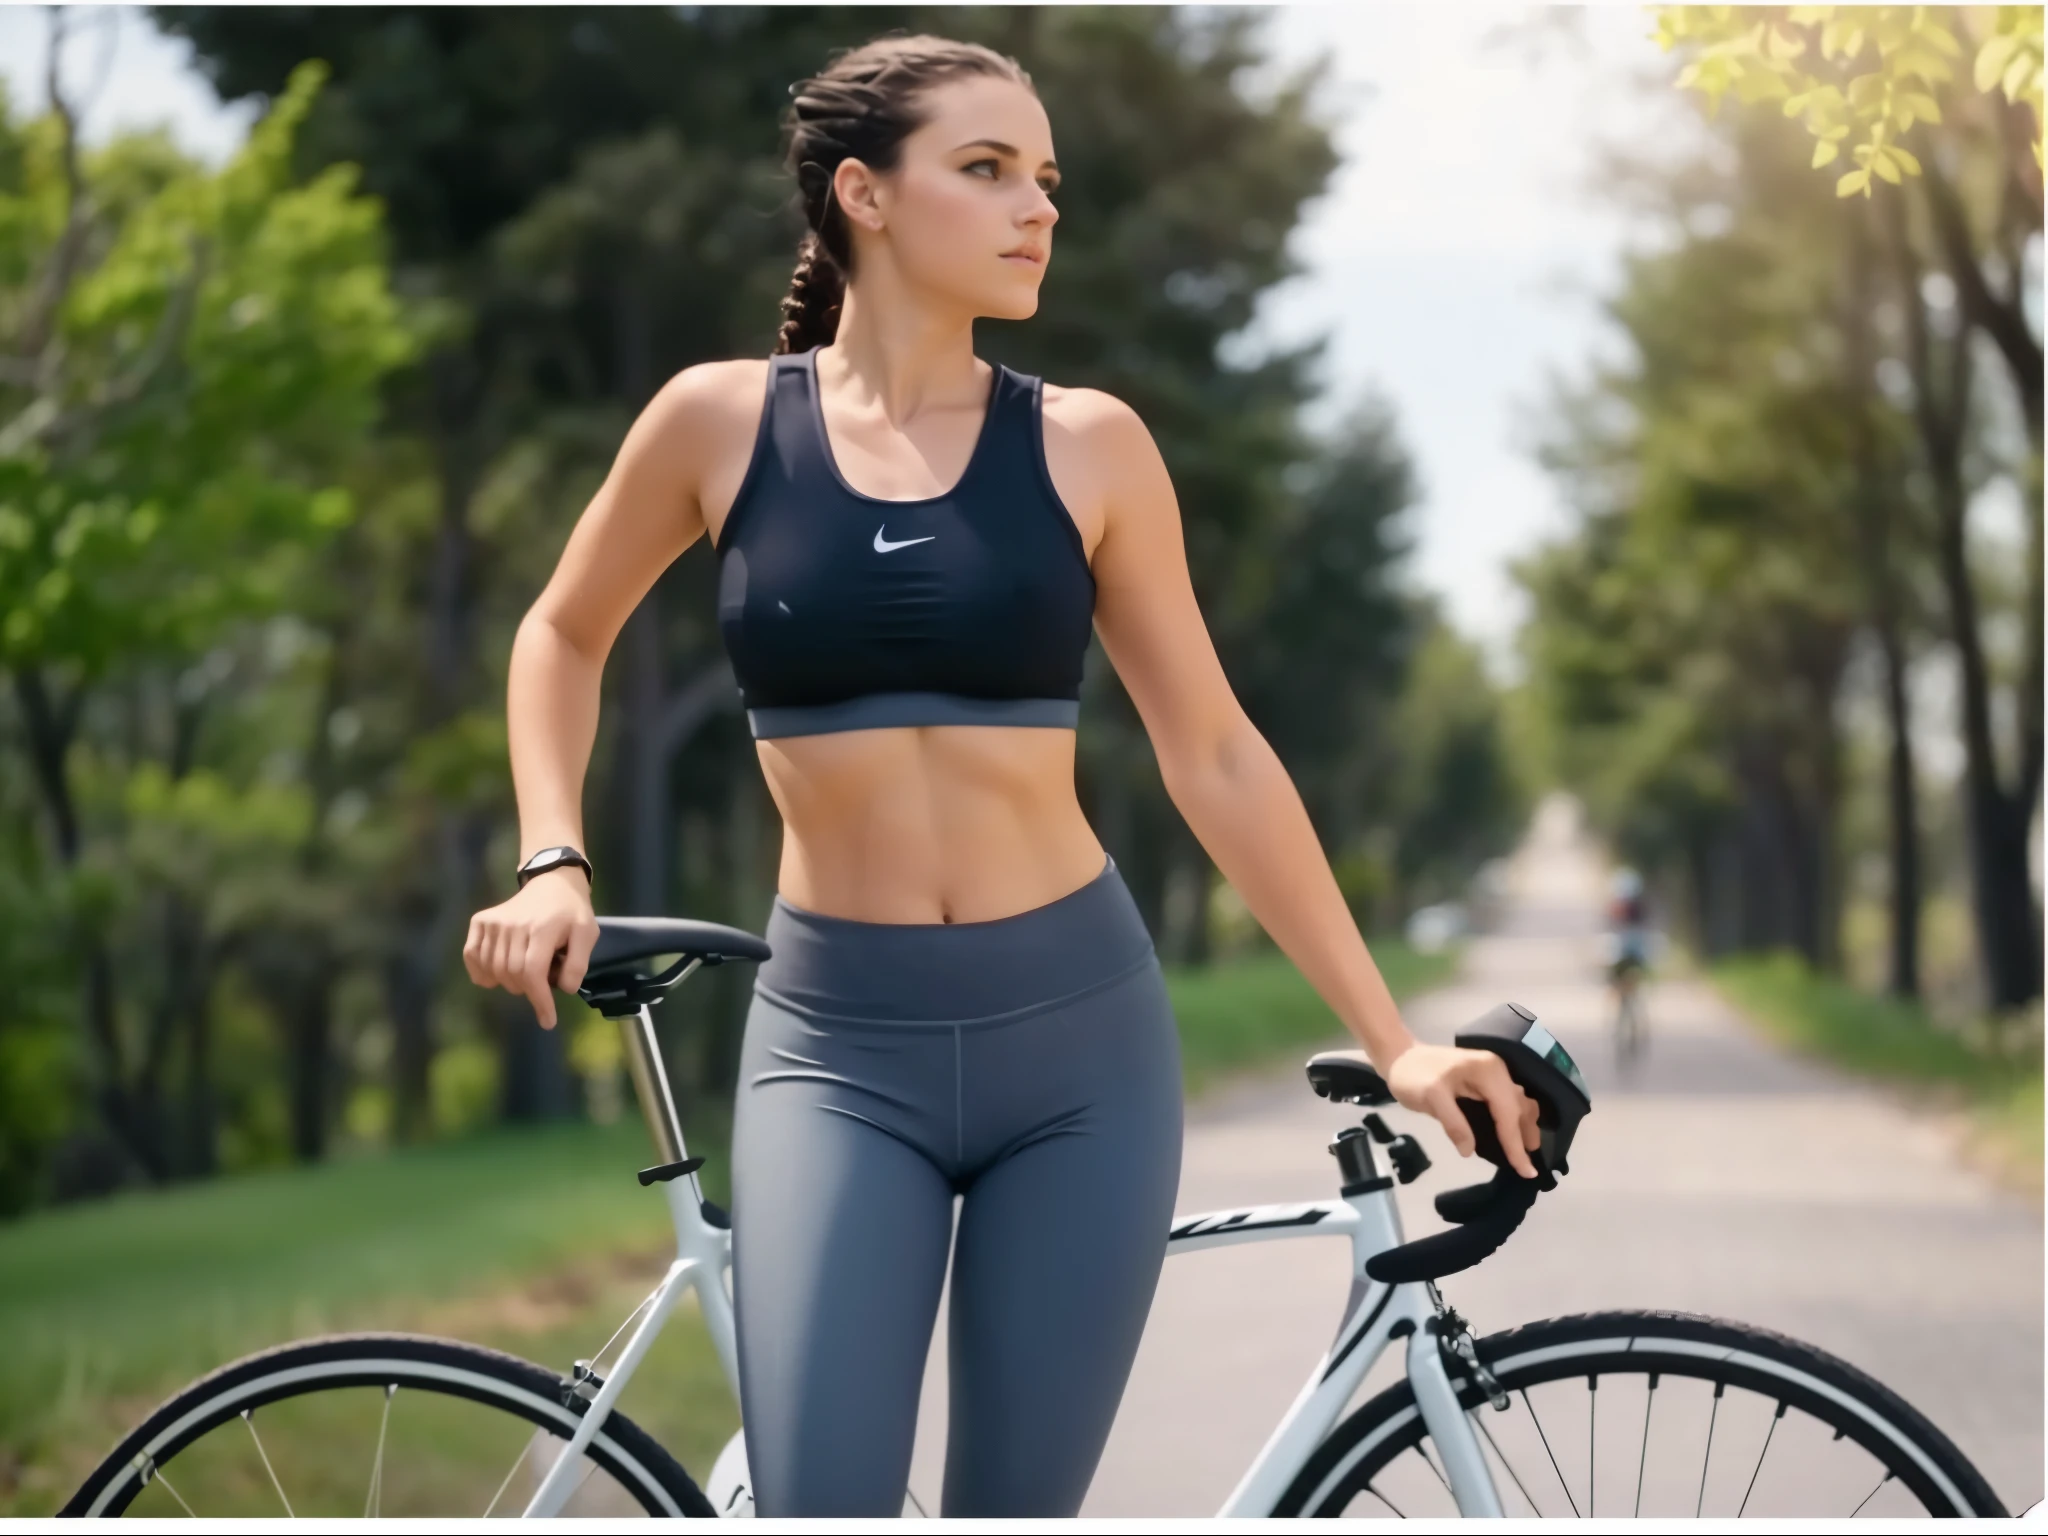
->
<box><xmin>1364</xmin><ymin>1167</ymin><xmax>1540</xmax><ymax>1285</ymax></box>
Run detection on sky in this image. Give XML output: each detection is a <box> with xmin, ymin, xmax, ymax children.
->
<box><xmin>0</xmin><ymin>4</ymin><xmax>1706</xmax><ymax>679</ymax></box>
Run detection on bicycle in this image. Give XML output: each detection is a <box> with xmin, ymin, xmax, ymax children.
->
<box><xmin>1608</xmin><ymin>946</ymin><xmax>1648</xmax><ymax>1063</ymax></box>
<box><xmin>62</xmin><ymin>914</ymin><xmax>2009</xmax><ymax>1518</ymax></box>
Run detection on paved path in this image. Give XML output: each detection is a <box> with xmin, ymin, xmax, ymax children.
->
<box><xmin>906</xmin><ymin>795</ymin><xmax>2042</xmax><ymax>1515</ymax></box>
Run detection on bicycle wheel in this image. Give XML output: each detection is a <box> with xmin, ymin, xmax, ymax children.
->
<box><xmin>1273</xmin><ymin>1311</ymin><xmax>2005</xmax><ymax>1518</ymax></box>
<box><xmin>61</xmin><ymin>1333</ymin><xmax>713</xmax><ymax>1518</ymax></box>
<box><xmin>1617</xmin><ymin>984</ymin><xmax>1645</xmax><ymax>1061</ymax></box>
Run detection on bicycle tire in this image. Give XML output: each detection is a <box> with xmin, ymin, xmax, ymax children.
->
<box><xmin>60</xmin><ymin>1332</ymin><xmax>713</xmax><ymax>1518</ymax></box>
<box><xmin>1272</xmin><ymin>1310</ymin><xmax>2005</xmax><ymax>1518</ymax></box>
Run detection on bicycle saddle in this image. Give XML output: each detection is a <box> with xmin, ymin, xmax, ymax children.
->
<box><xmin>577</xmin><ymin>917</ymin><xmax>771</xmax><ymax>1017</ymax></box>
<box><xmin>1305</xmin><ymin>1052</ymin><xmax>1393</xmax><ymax>1107</ymax></box>
<box><xmin>590</xmin><ymin>917</ymin><xmax>770</xmax><ymax>971</ymax></box>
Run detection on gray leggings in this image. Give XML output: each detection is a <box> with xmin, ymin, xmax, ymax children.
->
<box><xmin>729</xmin><ymin>857</ymin><xmax>1183</xmax><ymax>1517</ymax></box>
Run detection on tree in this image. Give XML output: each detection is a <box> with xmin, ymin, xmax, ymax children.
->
<box><xmin>1656</xmin><ymin>3</ymin><xmax>2042</xmax><ymax>1005</ymax></box>
<box><xmin>0</xmin><ymin>39</ymin><xmax>416</xmax><ymax>1187</ymax></box>
<box><xmin>1520</xmin><ymin>110</ymin><xmax>1892</xmax><ymax>968</ymax></box>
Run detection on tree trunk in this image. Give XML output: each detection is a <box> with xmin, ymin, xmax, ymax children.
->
<box><xmin>387</xmin><ymin>346</ymin><xmax>489</xmax><ymax>1137</ymax></box>
<box><xmin>183</xmin><ymin>973</ymin><xmax>216</xmax><ymax>1177</ymax></box>
<box><xmin>1884</xmin><ymin>190</ymin><xmax>2044</xmax><ymax>1008</ymax></box>
<box><xmin>1876</xmin><ymin>620</ymin><xmax>1922</xmax><ymax>996</ymax></box>
<box><xmin>495</xmin><ymin>988</ymin><xmax>573</xmax><ymax>1123</ymax></box>
<box><xmin>287</xmin><ymin>970</ymin><xmax>333</xmax><ymax>1163</ymax></box>
<box><xmin>1842</xmin><ymin>197</ymin><xmax>1922</xmax><ymax>997</ymax></box>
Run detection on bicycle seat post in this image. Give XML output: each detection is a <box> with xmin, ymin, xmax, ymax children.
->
<box><xmin>621</xmin><ymin>985</ymin><xmax>695</xmax><ymax>1166</ymax></box>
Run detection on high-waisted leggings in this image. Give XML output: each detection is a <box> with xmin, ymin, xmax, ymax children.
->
<box><xmin>728</xmin><ymin>856</ymin><xmax>1183</xmax><ymax>1517</ymax></box>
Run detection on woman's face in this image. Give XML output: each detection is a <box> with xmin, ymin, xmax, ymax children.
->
<box><xmin>835</xmin><ymin>73</ymin><xmax>1060</xmax><ymax>322</ymax></box>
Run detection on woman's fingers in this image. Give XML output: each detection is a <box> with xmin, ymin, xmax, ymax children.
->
<box><xmin>462</xmin><ymin>894</ymin><xmax>599</xmax><ymax>1034</ymax></box>
<box><xmin>1474</xmin><ymin>1059</ymin><xmax>1539</xmax><ymax>1179</ymax></box>
<box><xmin>555</xmin><ymin>918</ymin><xmax>600</xmax><ymax>995</ymax></box>
<box><xmin>484</xmin><ymin>922</ymin><xmax>514</xmax><ymax>991</ymax></box>
<box><xmin>1428</xmin><ymin>1084</ymin><xmax>1474</xmax><ymax>1157</ymax></box>
<box><xmin>523</xmin><ymin>954</ymin><xmax>558</xmax><ymax>1029</ymax></box>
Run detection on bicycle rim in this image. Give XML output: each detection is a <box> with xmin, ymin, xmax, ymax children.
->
<box><xmin>1274</xmin><ymin>1311</ymin><xmax>2005</xmax><ymax>1518</ymax></box>
<box><xmin>61</xmin><ymin>1333</ymin><xmax>711</xmax><ymax>1518</ymax></box>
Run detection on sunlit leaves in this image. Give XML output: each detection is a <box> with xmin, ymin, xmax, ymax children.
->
<box><xmin>1654</xmin><ymin>5</ymin><xmax>2044</xmax><ymax>192</ymax></box>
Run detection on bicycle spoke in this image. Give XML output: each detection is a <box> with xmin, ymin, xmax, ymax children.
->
<box><xmin>241</xmin><ymin>1410</ymin><xmax>294</xmax><ymax>1517</ymax></box>
<box><xmin>139</xmin><ymin>1456</ymin><xmax>198</xmax><ymax>1518</ymax></box>
<box><xmin>1634</xmin><ymin>1373</ymin><xmax>1657</xmax><ymax>1516</ymax></box>
<box><xmin>1850</xmin><ymin>1470</ymin><xmax>1894</xmax><ymax>1517</ymax></box>
<box><xmin>1364</xmin><ymin>1479</ymin><xmax>1405</xmax><ymax>1517</ymax></box>
<box><xmin>480</xmin><ymin>1428</ymin><xmax>540</xmax><ymax>1518</ymax></box>
<box><xmin>1412</xmin><ymin>1439</ymin><xmax>1451</xmax><ymax>1493</ymax></box>
<box><xmin>1473</xmin><ymin>1409</ymin><xmax>1542</xmax><ymax>1516</ymax></box>
<box><xmin>1737</xmin><ymin>1401</ymin><xmax>1786</xmax><ymax>1516</ymax></box>
<box><xmin>1520</xmin><ymin>1387</ymin><xmax>1581</xmax><ymax>1518</ymax></box>
<box><xmin>1588</xmin><ymin>1375</ymin><xmax>1597</xmax><ymax>1516</ymax></box>
<box><xmin>365</xmin><ymin>1384</ymin><xmax>395</xmax><ymax>1518</ymax></box>
<box><xmin>1696</xmin><ymin>1381</ymin><xmax>1724</xmax><ymax>1517</ymax></box>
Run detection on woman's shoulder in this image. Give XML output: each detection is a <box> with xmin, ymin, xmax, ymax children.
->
<box><xmin>1039</xmin><ymin>379</ymin><xmax>1159</xmax><ymax>468</ymax></box>
<box><xmin>1039</xmin><ymin>379</ymin><xmax>1165</xmax><ymax>485</ymax></box>
<box><xmin>651</xmin><ymin>356</ymin><xmax>775</xmax><ymax>434</ymax></box>
<box><xmin>636</xmin><ymin>357</ymin><xmax>774</xmax><ymax>467</ymax></box>
<box><xmin>626</xmin><ymin>358</ymin><xmax>777</xmax><ymax>542</ymax></box>
<box><xmin>1035</xmin><ymin>381</ymin><xmax>1168</xmax><ymax>552</ymax></box>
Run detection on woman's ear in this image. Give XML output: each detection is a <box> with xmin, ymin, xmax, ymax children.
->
<box><xmin>833</xmin><ymin>158</ymin><xmax>887</xmax><ymax>233</ymax></box>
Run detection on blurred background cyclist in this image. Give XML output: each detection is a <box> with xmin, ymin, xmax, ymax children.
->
<box><xmin>1605</xmin><ymin>867</ymin><xmax>1652</xmax><ymax>1059</ymax></box>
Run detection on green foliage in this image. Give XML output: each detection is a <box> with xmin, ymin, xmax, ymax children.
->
<box><xmin>0</xmin><ymin>62</ymin><xmax>415</xmax><ymax>675</ymax></box>
<box><xmin>0</xmin><ymin>48</ymin><xmax>419</xmax><ymax>1196</ymax></box>
<box><xmin>1655</xmin><ymin>4</ymin><xmax>2044</xmax><ymax>184</ymax></box>
<box><xmin>1388</xmin><ymin>612</ymin><xmax>1529</xmax><ymax>911</ymax></box>
<box><xmin>1516</xmin><ymin>102</ymin><xmax>1892</xmax><ymax>948</ymax></box>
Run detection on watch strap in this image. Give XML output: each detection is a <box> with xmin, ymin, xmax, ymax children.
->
<box><xmin>517</xmin><ymin>845</ymin><xmax>594</xmax><ymax>889</ymax></box>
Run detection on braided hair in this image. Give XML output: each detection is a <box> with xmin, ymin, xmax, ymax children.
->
<box><xmin>775</xmin><ymin>34</ymin><xmax>1034</xmax><ymax>356</ymax></box>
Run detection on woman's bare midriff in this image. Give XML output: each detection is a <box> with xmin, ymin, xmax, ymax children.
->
<box><xmin>756</xmin><ymin>723</ymin><xmax>1107</xmax><ymax>924</ymax></box>
<box><xmin>691</xmin><ymin>356</ymin><xmax>1110</xmax><ymax>926</ymax></box>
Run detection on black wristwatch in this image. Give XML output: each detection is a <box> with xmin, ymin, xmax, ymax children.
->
<box><xmin>517</xmin><ymin>845</ymin><xmax>594</xmax><ymax>890</ymax></box>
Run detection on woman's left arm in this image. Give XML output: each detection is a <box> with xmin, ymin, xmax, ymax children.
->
<box><xmin>1078</xmin><ymin>393</ymin><xmax>1539</xmax><ymax>1177</ymax></box>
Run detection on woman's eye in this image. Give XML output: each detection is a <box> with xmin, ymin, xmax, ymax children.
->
<box><xmin>967</xmin><ymin>159</ymin><xmax>999</xmax><ymax>179</ymax></box>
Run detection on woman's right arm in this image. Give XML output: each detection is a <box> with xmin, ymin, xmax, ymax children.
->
<box><xmin>462</xmin><ymin>360</ymin><xmax>757</xmax><ymax>1028</ymax></box>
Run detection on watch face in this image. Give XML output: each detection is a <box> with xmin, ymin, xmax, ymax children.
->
<box><xmin>1518</xmin><ymin>1019</ymin><xmax>1589</xmax><ymax>1099</ymax></box>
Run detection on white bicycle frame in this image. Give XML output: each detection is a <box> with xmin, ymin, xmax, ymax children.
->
<box><xmin>522</xmin><ymin>998</ymin><xmax>1505</xmax><ymax>1518</ymax></box>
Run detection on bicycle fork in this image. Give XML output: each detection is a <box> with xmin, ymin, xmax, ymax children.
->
<box><xmin>1216</xmin><ymin>1176</ymin><xmax>1505</xmax><ymax>1517</ymax></box>
<box><xmin>1407</xmin><ymin>1306</ymin><xmax>1505</xmax><ymax>1517</ymax></box>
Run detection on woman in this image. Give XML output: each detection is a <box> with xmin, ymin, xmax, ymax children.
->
<box><xmin>464</xmin><ymin>32</ymin><xmax>1539</xmax><ymax>1519</ymax></box>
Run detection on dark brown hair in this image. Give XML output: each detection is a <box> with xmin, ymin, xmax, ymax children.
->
<box><xmin>775</xmin><ymin>33</ymin><xmax>1035</xmax><ymax>355</ymax></box>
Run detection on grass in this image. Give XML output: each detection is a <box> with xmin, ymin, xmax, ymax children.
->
<box><xmin>1167</xmin><ymin>938</ymin><xmax>1456</xmax><ymax>1097</ymax></box>
<box><xmin>1714</xmin><ymin>951</ymin><xmax>2044</xmax><ymax>1192</ymax></box>
<box><xmin>0</xmin><ymin>939</ymin><xmax>1454</xmax><ymax>1514</ymax></box>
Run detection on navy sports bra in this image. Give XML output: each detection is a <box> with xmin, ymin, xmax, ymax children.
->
<box><xmin>713</xmin><ymin>346</ymin><xmax>1096</xmax><ymax>740</ymax></box>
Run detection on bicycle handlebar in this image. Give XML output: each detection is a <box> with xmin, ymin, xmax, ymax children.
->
<box><xmin>1364</xmin><ymin>1003</ymin><xmax>1591</xmax><ymax>1286</ymax></box>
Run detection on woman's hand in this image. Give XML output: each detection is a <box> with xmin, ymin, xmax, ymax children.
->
<box><xmin>1383</xmin><ymin>1041</ymin><xmax>1542</xmax><ymax>1180</ymax></box>
<box><xmin>462</xmin><ymin>869</ymin><xmax>600</xmax><ymax>1030</ymax></box>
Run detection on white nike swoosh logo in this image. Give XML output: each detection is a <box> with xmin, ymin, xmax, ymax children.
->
<box><xmin>873</xmin><ymin>527</ymin><xmax>936</xmax><ymax>553</ymax></box>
